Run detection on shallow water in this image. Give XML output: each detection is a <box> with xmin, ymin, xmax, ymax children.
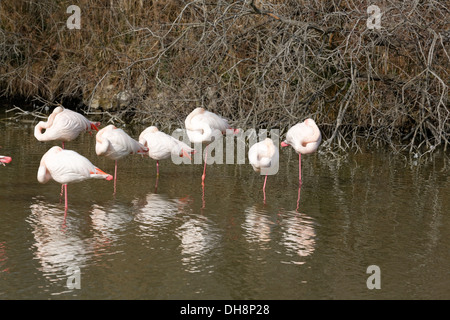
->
<box><xmin>0</xmin><ymin>119</ymin><xmax>449</xmax><ymax>300</ymax></box>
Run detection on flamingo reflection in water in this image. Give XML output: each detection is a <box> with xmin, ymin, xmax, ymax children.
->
<box><xmin>279</xmin><ymin>210</ymin><xmax>316</xmax><ymax>264</ymax></box>
<box><xmin>242</xmin><ymin>204</ymin><xmax>316</xmax><ymax>265</ymax></box>
<box><xmin>176</xmin><ymin>216</ymin><xmax>218</xmax><ymax>273</ymax></box>
<box><xmin>243</xmin><ymin>205</ymin><xmax>273</xmax><ymax>249</ymax></box>
<box><xmin>29</xmin><ymin>199</ymin><xmax>90</xmax><ymax>282</ymax></box>
<box><xmin>132</xmin><ymin>193</ymin><xmax>191</xmax><ymax>237</ymax></box>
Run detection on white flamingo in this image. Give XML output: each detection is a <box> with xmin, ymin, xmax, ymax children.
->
<box><xmin>248</xmin><ymin>138</ymin><xmax>279</xmax><ymax>203</ymax></box>
<box><xmin>34</xmin><ymin>106</ymin><xmax>100</xmax><ymax>148</ymax></box>
<box><xmin>139</xmin><ymin>126</ymin><xmax>194</xmax><ymax>178</ymax></box>
<box><xmin>281</xmin><ymin>119</ymin><xmax>321</xmax><ymax>185</ymax></box>
<box><xmin>185</xmin><ymin>107</ymin><xmax>235</xmax><ymax>184</ymax></box>
<box><xmin>95</xmin><ymin>124</ymin><xmax>148</xmax><ymax>193</ymax></box>
<box><xmin>37</xmin><ymin>146</ymin><xmax>113</xmax><ymax>213</ymax></box>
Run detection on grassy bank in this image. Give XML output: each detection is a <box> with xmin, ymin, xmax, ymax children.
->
<box><xmin>0</xmin><ymin>0</ymin><xmax>448</xmax><ymax>153</ymax></box>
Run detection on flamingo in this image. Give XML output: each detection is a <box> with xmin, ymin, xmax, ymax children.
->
<box><xmin>185</xmin><ymin>107</ymin><xmax>235</xmax><ymax>184</ymax></box>
<box><xmin>281</xmin><ymin>118</ymin><xmax>321</xmax><ymax>186</ymax></box>
<box><xmin>248</xmin><ymin>138</ymin><xmax>279</xmax><ymax>203</ymax></box>
<box><xmin>95</xmin><ymin>124</ymin><xmax>148</xmax><ymax>193</ymax></box>
<box><xmin>139</xmin><ymin>126</ymin><xmax>194</xmax><ymax>178</ymax></box>
<box><xmin>37</xmin><ymin>146</ymin><xmax>113</xmax><ymax>214</ymax></box>
<box><xmin>34</xmin><ymin>106</ymin><xmax>100</xmax><ymax>148</ymax></box>
<box><xmin>0</xmin><ymin>155</ymin><xmax>12</xmax><ymax>166</ymax></box>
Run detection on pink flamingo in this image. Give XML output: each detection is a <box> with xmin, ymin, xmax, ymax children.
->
<box><xmin>34</xmin><ymin>106</ymin><xmax>100</xmax><ymax>148</ymax></box>
<box><xmin>281</xmin><ymin>119</ymin><xmax>321</xmax><ymax>186</ymax></box>
<box><xmin>0</xmin><ymin>155</ymin><xmax>12</xmax><ymax>166</ymax></box>
<box><xmin>185</xmin><ymin>107</ymin><xmax>235</xmax><ymax>184</ymax></box>
<box><xmin>248</xmin><ymin>138</ymin><xmax>279</xmax><ymax>203</ymax></box>
<box><xmin>139</xmin><ymin>126</ymin><xmax>194</xmax><ymax>178</ymax></box>
<box><xmin>95</xmin><ymin>124</ymin><xmax>148</xmax><ymax>193</ymax></box>
<box><xmin>37</xmin><ymin>146</ymin><xmax>113</xmax><ymax>214</ymax></box>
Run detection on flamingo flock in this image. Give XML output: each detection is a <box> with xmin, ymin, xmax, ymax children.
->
<box><xmin>2</xmin><ymin>105</ymin><xmax>322</xmax><ymax>214</ymax></box>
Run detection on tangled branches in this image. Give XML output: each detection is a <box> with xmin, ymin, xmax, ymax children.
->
<box><xmin>0</xmin><ymin>0</ymin><xmax>448</xmax><ymax>154</ymax></box>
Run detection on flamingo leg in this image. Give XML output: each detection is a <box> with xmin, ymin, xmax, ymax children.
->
<box><xmin>201</xmin><ymin>146</ymin><xmax>207</xmax><ymax>207</ymax></box>
<box><xmin>296</xmin><ymin>185</ymin><xmax>302</xmax><ymax>212</ymax></box>
<box><xmin>201</xmin><ymin>183</ymin><xmax>206</xmax><ymax>209</ymax></box>
<box><xmin>263</xmin><ymin>175</ymin><xmax>268</xmax><ymax>204</ymax></box>
<box><xmin>202</xmin><ymin>145</ymin><xmax>208</xmax><ymax>184</ymax></box>
<box><xmin>60</xmin><ymin>185</ymin><xmax>64</xmax><ymax>203</ymax></box>
<box><xmin>156</xmin><ymin>160</ymin><xmax>160</xmax><ymax>177</ymax></box>
<box><xmin>64</xmin><ymin>184</ymin><xmax>68</xmax><ymax>211</ymax></box>
<box><xmin>113</xmin><ymin>160</ymin><xmax>118</xmax><ymax>195</ymax></box>
<box><xmin>154</xmin><ymin>175</ymin><xmax>159</xmax><ymax>193</ymax></box>
<box><xmin>299</xmin><ymin>153</ymin><xmax>302</xmax><ymax>186</ymax></box>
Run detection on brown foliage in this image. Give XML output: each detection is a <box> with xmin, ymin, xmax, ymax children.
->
<box><xmin>0</xmin><ymin>0</ymin><xmax>448</xmax><ymax>153</ymax></box>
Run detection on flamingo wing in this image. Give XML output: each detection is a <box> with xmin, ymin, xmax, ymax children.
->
<box><xmin>249</xmin><ymin>139</ymin><xmax>278</xmax><ymax>171</ymax></box>
<box><xmin>35</xmin><ymin>107</ymin><xmax>97</xmax><ymax>142</ymax></box>
<box><xmin>97</xmin><ymin>125</ymin><xmax>147</xmax><ymax>160</ymax></box>
<box><xmin>284</xmin><ymin>120</ymin><xmax>321</xmax><ymax>154</ymax></box>
<box><xmin>191</xmin><ymin>110</ymin><xmax>230</xmax><ymax>133</ymax></box>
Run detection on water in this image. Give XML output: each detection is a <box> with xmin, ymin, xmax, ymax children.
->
<box><xmin>0</xmin><ymin>119</ymin><xmax>449</xmax><ymax>300</ymax></box>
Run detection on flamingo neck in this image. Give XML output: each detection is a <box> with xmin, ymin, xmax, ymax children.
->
<box><xmin>95</xmin><ymin>135</ymin><xmax>110</xmax><ymax>156</ymax></box>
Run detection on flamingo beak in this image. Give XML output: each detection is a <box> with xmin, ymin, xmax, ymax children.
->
<box><xmin>281</xmin><ymin>141</ymin><xmax>289</xmax><ymax>147</ymax></box>
<box><xmin>138</xmin><ymin>147</ymin><xmax>149</xmax><ymax>155</ymax></box>
<box><xmin>90</xmin><ymin>168</ymin><xmax>113</xmax><ymax>181</ymax></box>
<box><xmin>91</xmin><ymin>122</ymin><xmax>100</xmax><ymax>131</ymax></box>
<box><xmin>182</xmin><ymin>149</ymin><xmax>192</xmax><ymax>161</ymax></box>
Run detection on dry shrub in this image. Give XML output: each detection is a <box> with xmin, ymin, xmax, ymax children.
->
<box><xmin>0</xmin><ymin>0</ymin><xmax>448</xmax><ymax>154</ymax></box>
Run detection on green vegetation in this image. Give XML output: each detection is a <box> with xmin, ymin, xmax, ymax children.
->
<box><xmin>0</xmin><ymin>0</ymin><xmax>448</xmax><ymax>153</ymax></box>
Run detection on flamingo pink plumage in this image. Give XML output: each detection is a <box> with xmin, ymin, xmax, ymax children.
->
<box><xmin>139</xmin><ymin>126</ymin><xmax>194</xmax><ymax>177</ymax></box>
<box><xmin>248</xmin><ymin>138</ymin><xmax>279</xmax><ymax>203</ymax></box>
<box><xmin>37</xmin><ymin>146</ymin><xmax>113</xmax><ymax>213</ymax></box>
<box><xmin>34</xmin><ymin>106</ymin><xmax>100</xmax><ymax>148</ymax></box>
<box><xmin>281</xmin><ymin>118</ymin><xmax>321</xmax><ymax>186</ymax></box>
<box><xmin>185</xmin><ymin>107</ymin><xmax>235</xmax><ymax>184</ymax></box>
<box><xmin>95</xmin><ymin>124</ymin><xmax>148</xmax><ymax>193</ymax></box>
<box><xmin>0</xmin><ymin>155</ymin><xmax>12</xmax><ymax>166</ymax></box>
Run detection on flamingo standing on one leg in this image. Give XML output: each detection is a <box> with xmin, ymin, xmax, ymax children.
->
<box><xmin>185</xmin><ymin>107</ymin><xmax>236</xmax><ymax>185</ymax></box>
<box><xmin>281</xmin><ymin>119</ymin><xmax>321</xmax><ymax>186</ymax></box>
<box><xmin>37</xmin><ymin>146</ymin><xmax>113</xmax><ymax>215</ymax></box>
<box><xmin>0</xmin><ymin>155</ymin><xmax>12</xmax><ymax>166</ymax></box>
<box><xmin>139</xmin><ymin>126</ymin><xmax>194</xmax><ymax>180</ymax></box>
<box><xmin>34</xmin><ymin>106</ymin><xmax>100</xmax><ymax>149</ymax></box>
<box><xmin>248</xmin><ymin>138</ymin><xmax>279</xmax><ymax>203</ymax></box>
<box><xmin>95</xmin><ymin>125</ymin><xmax>148</xmax><ymax>194</ymax></box>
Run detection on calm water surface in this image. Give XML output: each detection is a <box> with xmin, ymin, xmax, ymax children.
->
<box><xmin>0</xmin><ymin>118</ymin><xmax>449</xmax><ymax>299</ymax></box>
